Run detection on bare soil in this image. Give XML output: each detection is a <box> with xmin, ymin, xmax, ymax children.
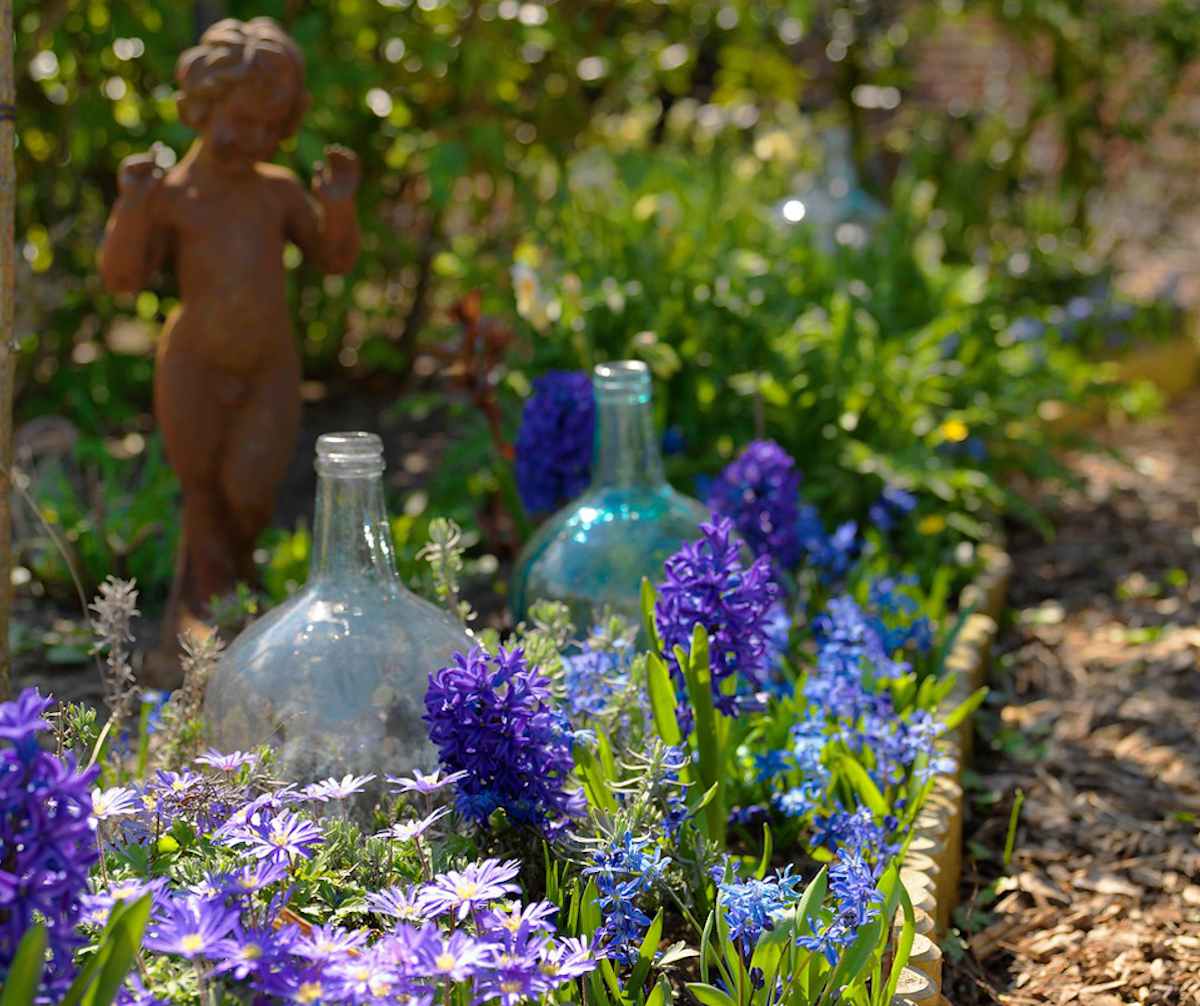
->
<box><xmin>945</xmin><ymin>393</ymin><xmax>1200</xmax><ymax>1005</ymax></box>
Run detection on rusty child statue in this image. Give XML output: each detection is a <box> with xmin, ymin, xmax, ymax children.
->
<box><xmin>99</xmin><ymin>18</ymin><xmax>361</xmax><ymax>682</ymax></box>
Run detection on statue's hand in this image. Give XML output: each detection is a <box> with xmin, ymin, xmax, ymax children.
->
<box><xmin>117</xmin><ymin>152</ymin><xmax>164</xmax><ymax>200</ymax></box>
<box><xmin>312</xmin><ymin>145</ymin><xmax>360</xmax><ymax>203</ymax></box>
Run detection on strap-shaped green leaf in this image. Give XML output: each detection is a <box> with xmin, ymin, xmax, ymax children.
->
<box><xmin>942</xmin><ymin>686</ymin><xmax>988</xmax><ymax>732</ymax></box>
<box><xmin>686</xmin><ymin>982</ymin><xmax>738</xmax><ymax>1006</ymax></box>
<box><xmin>0</xmin><ymin>924</ymin><xmax>47</xmax><ymax>1006</ymax></box>
<box><xmin>628</xmin><ymin>908</ymin><xmax>664</xmax><ymax>994</ymax></box>
<box><xmin>838</xmin><ymin>756</ymin><xmax>888</xmax><ymax>817</ymax></box>
<box><xmin>84</xmin><ymin>894</ymin><xmax>153</xmax><ymax>1006</ymax></box>
<box><xmin>646</xmin><ymin>653</ymin><xmax>683</xmax><ymax>748</ymax></box>
<box><xmin>641</xmin><ymin>578</ymin><xmax>663</xmax><ymax>652</ymax></box>
<box><xmin>755</xmin><ymin>823</ymin><xmax>773</xmax><ymax>881</ymax></box>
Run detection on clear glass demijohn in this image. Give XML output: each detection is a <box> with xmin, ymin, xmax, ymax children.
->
<box><xmin>510</xmin><ymin>361</ymin><xmax>710</xmax><ymax>631</ymax></box>
<box><xmin>204</xmin><ymin>432</ymin><xmax>472</xmax><ymax>786</ymax></box>
<box><xmin>779</xmin><ymin>125</ymin><xmax>885</xmax><ymax>253</ymax></box>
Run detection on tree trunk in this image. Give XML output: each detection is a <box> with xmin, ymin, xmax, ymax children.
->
<box><xmin>0</xmin><ymin>0</ymin><xmax>15</xmax><ymax>700</ymax></box>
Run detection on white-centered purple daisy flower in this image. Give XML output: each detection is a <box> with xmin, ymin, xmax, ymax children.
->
<box><xmin>90</xmin><ymin>785</ymin><xmax>140</xmax><ymax>822</ymax></box>
<box><xmin>417</xmin><ymin>930</ymin><xmax>494</xmax><ymax>981</ymax></box>
<box><xmin>143</xmin><ymin>897</ymin><xmax>239</xmax><ymax>959</ymax></box>
<box><xmin>363</xmin><ymin>884</ymin><xmax>425</xmax><ymax>923</ymax></box>
<box><xmin>375</xmin><ymin>806</ymin><xmax>449</xmax><ymax>843</ymax></box>
<box><xmin>418</xmin><ymin>858</ymin><xmax>521</xmax><ymax>921</ymax></box>
<box><xmin>195</xmin><ymin>749</ymin><xmax>259</xmax><ymax>773</ymax></box>
<box><xmin>293</xmin><ymin>924</ymin><xmax>370</xmax><ymax>962</ymax></box>
<box><xmin>386</xmin><ymin>768</ymin><xmax>467</xmax><ymax>795</ymax></box>
<box><xmin>223</xmin><ymin>809</ymin><xmax>323</xmax><ymax>865</ymax></box>
<box><xmin>301</xmin><ymin>773</ymin><xmax>376</xmax><ymax>802</ymax></box>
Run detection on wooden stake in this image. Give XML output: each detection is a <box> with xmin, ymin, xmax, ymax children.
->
<box><xmin>0</xmin><ymin>0</ymin><xmax>16</xmax><ymax>700</ymax></box>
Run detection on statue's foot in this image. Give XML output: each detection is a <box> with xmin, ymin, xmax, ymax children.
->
<box><xmin>139</xmin><ymin>609</ymin><xmax>219</xmax><ymax>692</ymax></box>
<box><xmin>139</xmin><ymin>644</ymin><xmax>184</xmax><ymax>692</ymax></box>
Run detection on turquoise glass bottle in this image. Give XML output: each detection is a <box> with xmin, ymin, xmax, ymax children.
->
<box><xmin>204</xmin><ymin>432</ymin><xmax>472</xmax><ymax>786</ymax></box>
<box><xmin>510</xmin><ymin>361</ymin><xmax>710</xmax><ymax>630</ymax></box>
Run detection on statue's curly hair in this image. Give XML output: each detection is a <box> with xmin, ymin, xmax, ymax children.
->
<box><xmin>175</xmin><ymin>17</ymin><xmax>310</xmax><ymax>137</ymax></box>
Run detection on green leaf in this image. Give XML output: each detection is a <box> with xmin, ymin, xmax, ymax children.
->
<box><xmin>931</xmin><ymin>606</ymin><xmax>974</xmax><ymax>679</ymax></box>
<box><xmin>1</xmin><ymin>924</ymin><xmax>47</xmax><ymax>1006</ymax></box>
<box><xmin>646</xmin><ymin>653</ymin><xmax>683</xmax><ymax>748</ymax></box>
<box><xmin>588</xmin><ymin>971</ymin><xmax>614</xmax><ymax>1006</ymax></box>
<box><xmin>824</xmin><ymin>915</ymin><xmax>883</xmax><ymax>992</ymax></box>
<box><xmin>942</xmin><ymin>686</ymin><xmax>988</xmax><ymax>732</ymax></box>
<box><xmin>790</xmin><ymin>867</ymin><xmax>829</xmax><ymax>947</ymax></box>
<box><xmin>699</xmin><ymin>911</ymin><xmax>715</xmax><ymax>985</ymax></box>
<box><xmin>687</xmin><ymin>983</ymin><xmax>738</xmax><ymax>1006</ymax></box>
<box><xmin>628</xmin><ymin>908</ymin><xmax>664</xmax><ymax>992</ymax></box>
<box><xmin>881</xmin><ymin>885</ymin><xmax>915</xmax><ymax>1005</ymax></box>
<box><xmin>599</xmin><ymin>958</ymin><xmax>622</xmax><ymax>1000</ymax></box>
<box><xmin>690</xmin><ymin>781</ymin><xmax>721</xmax><ymax>815</ymax></box>
<box><xmin>83</xmin><ymin>895</ymin><xmax>152</xmax><ymax>1006</ymax></box>
<box><xmin>575</xmin><ymin>743</ymin><xmax>619</xmax><ymax>815</ymax></box>
<box><xmin>566</xmin><ymin>879</ymin><xmax>582</xmax><ymax>935</ymax></box>
<box><xmin>1004</xmin><ymin>787</ymin><xmax>1026</xmax><ymax>867</ymax></box>
<box><xmin>646</xmin><ymin>977</ymin><xmax>671</xmax><ymax>1006</ymax></box>
<box><xmin>838</xmin><ymin>756</ymin><xmax>888</xmax><ymax>817</ymax></box>
<box><xmin>679</xmin><ymin>625</ymin><xmax>724</xmax><ymax>846</ymax></box>
<box><xmin>755</xmin><ymin>823</ymin><xmax>773</xmax><ymax>881</ymax></box>
<box><xmin>580</xmin><ymin>879</ymin><xmax>602</xmax><ymax>937</ymax></box>
<box><xmin>641</xmin><ymin>578</ymin><xmax>663</xmax><ymax>652</ymax></box>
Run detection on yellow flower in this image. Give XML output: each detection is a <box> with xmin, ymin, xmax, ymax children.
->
<box><xmin>917</xmin><ymin>514</ymin><xmax>946</xmax><ymax>536</ymax></box>
<box><xmin>938</xmin><ymin>418</ymin><xmax>969</xmax><ymax>443</ymax></box>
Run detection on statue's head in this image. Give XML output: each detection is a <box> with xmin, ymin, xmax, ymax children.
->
<box><xmin>175</xmin><ymin>17</ymin><xmax>310</xmax><ymax>170</ymax></box>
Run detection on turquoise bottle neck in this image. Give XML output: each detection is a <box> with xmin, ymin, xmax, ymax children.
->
<box><xmin>589</xmin><ymin>362</ymin><xmax>666</xmax><ymax>490</ymax></box>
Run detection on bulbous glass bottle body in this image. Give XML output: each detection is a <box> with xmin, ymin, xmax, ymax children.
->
<box><xmin>510</xmin><ymin>362</ymin><xmax>710</xmax><ymax>630</ymax></box>
<box><xmin>204</xmin><ymin>433</ymin><xmax>472</xmax><ymax>785</ymax></box>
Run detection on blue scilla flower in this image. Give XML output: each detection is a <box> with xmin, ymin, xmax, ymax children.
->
<box><xmin>867</xmin><ymin>577</ymin><xmax>933</xmax><ymax>655</ymax></box>
<box><xmin>828</xmin><ymin>849</ymin><xmax>883</xmax><ymax>927</ymax></box>
<box><xmin>728</xmin><ymin>804</ymin><xmax>768</xmax><ymax>827</ymax></box>
<box><xmin>424</xmin><ymin>646</ymin><xmax>586</xmax><ymax>836</ymax></box>
<box><xmin>656</xmin><ymin>745</ymin><xmax>692</xmax><ymax>839</ymax></box>
<box><xmin>754</xmin><ymin>748</ymin><xmax>794</xmax><ymax>783</ymax></box>
<box><xmin>797</xmin><ymin>505</ymin><xmax>858</xmax><ymax>582</ymax></box>
<box><xmin>775</xmin><ymin>783</ymin><xmax>822</xmax><ymax>819</ymax></box>
<box><xmin>655</xmin><ymin>518</ymin><xmax>779</xmax><ymax>716</ymax></box>
<box><xmin>707</xmin><ymin>440</ymin><xmax>803</xmax><ymax>573</ymax></box>
<box><xmin>810</xmin><ymin>807</ymin><xmax>897</xmax><ymax>862</ymax></box>
<box><xmin>1006</xmin><ymin>316</ymin><xmax>1045</xmax><ymax>343</ymax></box>
<box><xmin>719</xmin><ymin>869</ymin><xmax>806</xmax><ymax>956</ymax></box>
<box><xmin>514</xmin><ymin>370</ymin><xmax>595</xmax><ymax>514</ymax></box>
<box><xmin>584</xmin><ymin>832</ymin><xmax>670</xmax><ymax>966</ymax></box>
<box><xmin>796</xmin><ymin>849</ymin><xmax>883</xmax><ymax>966</ymax></box>
<box><xmin>561</xmin><ymin>644</ymin><xmax>628</xmax><ymax>724</ymax></box>
<box><xmin>868</xmin><ymin>485</ymin><xmax>917</xmax><ymax>533</ymax></box>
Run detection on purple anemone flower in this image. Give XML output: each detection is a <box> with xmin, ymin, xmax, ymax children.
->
<box><xmin>143</xmin><ymin>898</ymin><xmax>239</xmax><ymax>959</ymax></box>
<box><xmin>418</xmin><ymin>859</ymin><xmax>522</xmax><ymax>921</ymax></box>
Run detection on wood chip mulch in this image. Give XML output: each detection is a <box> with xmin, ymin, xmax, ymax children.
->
<box><xmin>944</xmin><ymin>393</ymin><xmax>1200</xmax><ymax>1006</ymax></box>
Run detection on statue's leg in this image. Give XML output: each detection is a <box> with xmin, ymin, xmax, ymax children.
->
<box><xmin>149</xmin><ymin>347</ymin><xmax>240</xmax><ymax>685</ymax></box>
<box><xmin>218</xmin><ymin>357</ymin><xmax>302</xmax><ymax>583</ymax></box>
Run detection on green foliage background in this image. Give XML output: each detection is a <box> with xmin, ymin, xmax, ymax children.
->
<box><xmin>12</xmin><ymin>0</ymin><xmax>1200</xmax><ymax>602</ymax></box>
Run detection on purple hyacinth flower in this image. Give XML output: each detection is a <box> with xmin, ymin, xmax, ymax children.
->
<box><xmin>654</xmin><ymin>517</ymin><xmax>779</xmax><ymax>713</ymax></box>
<box><xmin>514</xmin><ymin>370</ymin><xmax>595</xmax><ymax>514</ymax></box>
<box><xmin>707</xmin><ymin>440</ymin><xmax>803</xmax><ymax>573</ymax></box>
